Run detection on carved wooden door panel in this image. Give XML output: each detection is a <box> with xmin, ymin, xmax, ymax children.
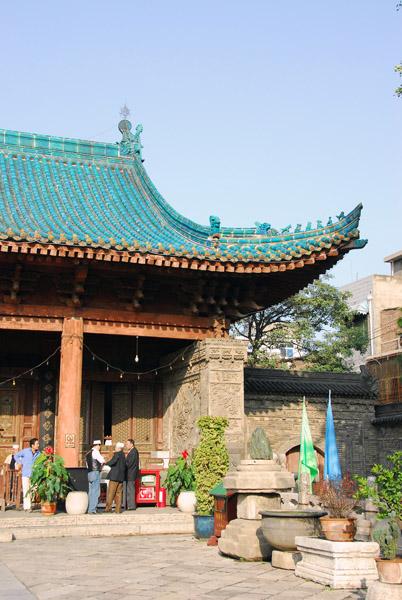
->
<box><xmin>0</xmin><ymin>388</ymin><xmax>21</xmax><ymax>465</ymax></box>
<box><xmin>133</xmin><ymin>383</ymin><xmax>154</xmax><ymax>458</ymax></box>
<box><xmin>90</xmin><ymin>382</ymin><xmax>105</xmax><ymax>444</ymax></box>
<box><xmin>112</xmin><ymin>384</ymin><xmax>131</xmax><ymax>443</ymax></box>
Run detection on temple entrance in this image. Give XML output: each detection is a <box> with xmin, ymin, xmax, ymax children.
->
<box><xmin>79</xmin><ymin>381</ymin><xmax>156</xmax><ymax>466</ymax></box>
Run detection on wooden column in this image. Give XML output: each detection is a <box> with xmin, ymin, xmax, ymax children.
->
<box><xmin>56</xmin><ymin>318</ymin><xmax>83</xmax><ymax>467</ymax></box>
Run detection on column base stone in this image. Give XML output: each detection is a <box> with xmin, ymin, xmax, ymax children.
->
<box><xmin>272</xmin><ymin>550</ymin><xmax>301</xmax><ymax>570</ymax></box>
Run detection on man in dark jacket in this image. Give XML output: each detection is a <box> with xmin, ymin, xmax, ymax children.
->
<box><xmin>125</xmin><ymin>438</ymin><xmax>139</xmax><ymax>510</ymax></box>
<box><xmin>104</xmin><ymin>442</ymin><xmax>126</xmax><ymax>514</ymax></box>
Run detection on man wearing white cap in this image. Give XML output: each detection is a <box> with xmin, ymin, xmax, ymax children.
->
<box><xmin>86</xmin><ymin>440</ymin><xmax>105</xmax><ymax>514</ymax></box>
<box><xmin>104</xmin><ymin>442</ymin><xmax>126</xmax><ymax>514</ymax></box>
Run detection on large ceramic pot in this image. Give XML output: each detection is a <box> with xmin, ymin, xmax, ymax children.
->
<box><xmin>41</xmin><ymin>501</ymin><xmax>57</xmax><ymax>516</ymax></box>
<box><xmin>259</xmin><ymin>510</ymin><xmax>327</xmax><ymax>552</ymax></box>
<box><xmin>375</xmin><ymin>558</ymin><xmax>402</xmax><ymax>584</ymax></box>
<box><xmin>65</xmin><ymin>491</ymin><xmax>89</xmax><ymax>515</ymax></box>
<box><xmin>320</xmin><ymin>516</ymin><xmax>357</xmax><ymax>542</ymax></box>
<box><xmin>177</xmin><ymin>491</ymin><xmax>196</xmax><ymax>513</ymax></box>
<box><xmin>193</xmin><ymin>514</ymin><xmax>214</xmax><ymax>540</ymax></box>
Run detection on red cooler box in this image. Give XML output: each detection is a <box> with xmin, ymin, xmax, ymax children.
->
<box><xmin>135</xmin><ymin>470</ymin><xmax>161</xmax><ymax>506</ymax></box>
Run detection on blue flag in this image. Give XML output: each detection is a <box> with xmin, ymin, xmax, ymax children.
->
<box><xmin>324</xmin><ymin>391</ymin><xmax>342</xmax><ymax>481</ymax></box>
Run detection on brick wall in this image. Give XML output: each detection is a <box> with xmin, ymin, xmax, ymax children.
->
<box><xmin>244</xmin><ymin>392</ymin><xmax>378</xmax><ymax>478</ymax></box>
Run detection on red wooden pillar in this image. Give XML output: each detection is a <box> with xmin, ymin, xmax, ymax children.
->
<box><xmin>56</xmin><ymin>317</ymin><xmax>83</xmax><ymax>467</ymax></box>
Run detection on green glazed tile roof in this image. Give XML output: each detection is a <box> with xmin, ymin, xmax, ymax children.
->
<box><xmin>0</xmin><ymin>123</ymin><xmax>366</xmax><ymax>263</ymax></box>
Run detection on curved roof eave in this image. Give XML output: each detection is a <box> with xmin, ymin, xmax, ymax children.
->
<box><xmin>0</xmin><ymin>125</ymin><xmax>367</xmax><ymax>266</ymax></box>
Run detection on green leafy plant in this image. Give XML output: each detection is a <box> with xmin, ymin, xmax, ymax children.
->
<box><xmin>193</xmin><ymin>416</ymin><xmax>230</xmax><ymax>515</ymax></box>
<box><xmin>29</xmin><ymin>446</ymin><xmax>71</xmax><ymax>503</ymax></box>
<box><xmin>163</xmin><ymin>450</ymin><xmax>195</xmax><ymax>506</ymax></box>
<box><xmin>373</xmin><ymin>513</ymin><xmax>398</xmax><ymax>560</ymax></box>
<box><xmin>355</xmin><ymin>451</ymin><xmax>402</xmax><ymax>521</ymax></box>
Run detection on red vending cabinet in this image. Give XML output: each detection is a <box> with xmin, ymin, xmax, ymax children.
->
<box><xmin>135</xmin><ymin>470</ymin><xmax>161</xmax><ymax>507</ymax></box>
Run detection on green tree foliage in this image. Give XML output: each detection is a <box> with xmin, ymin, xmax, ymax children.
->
<box><xmin>355</xmin><ymin>451</ymin><xmax>402</xmax><ymax>522</ymax></box>
<box><xmin>231</xmin><ymin>277</ymin><xmax>368</xmax><ymax>372</ymax></box>
<box><xmin>395</xmin><ymin>64</ymin><xmax>402</xmax><ymax>97</ymax></box>
<box><xmin>193</xmin><ymin>417</ymin><xmax>229</xmax><ymax>515</ymax></box>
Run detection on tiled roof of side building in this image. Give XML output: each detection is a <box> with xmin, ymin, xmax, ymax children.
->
<box><xmin>0</xmin><ymin>121</ymin><xmax>367</xmax><ymax>264</ymax></box>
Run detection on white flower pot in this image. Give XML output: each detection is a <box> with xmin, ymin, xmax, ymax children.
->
<box><xmin>177</xmin><ymin>490</ymin><xmax>197</xmax><ymax>513</ymax></box>
<box><xmin>65</xmin><ymin>491</ymin><xmax>88</xmax><ymax>515</ymax></box>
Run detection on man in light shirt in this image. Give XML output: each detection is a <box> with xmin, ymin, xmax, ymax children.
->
<box><xmin>13</xmin><ymin>438</ymin><xmax>40</xmax><ymax>511</ymax></box>
<box><xmin>86</xmin><ymin>440</ymin><xmax>105</xmax><ymax>514</ymax></box>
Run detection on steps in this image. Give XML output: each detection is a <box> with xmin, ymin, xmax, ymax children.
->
<box><xmin>0</xmin><ymin>508</ymin><xmax>194</xmax><ymax>540</ymax></box>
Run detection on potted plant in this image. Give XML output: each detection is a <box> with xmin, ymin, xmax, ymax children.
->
<box><xmin>192</xmin><ymin>416</ymin><xmax>229</xmax><ymax>540</ymax></box>
<box><xmin>355</xmin><ymin>451</ymin><xmax>402</xmax><ymax>523</ymax></box>
<box><xmin>370</xmin><ymin>513</ymin><xmax>402</xmax><ymax>583</ymax></box>
<box><xmin>163</xmin><ymin>449</ymin><xmax>196</xmax><ymax>511</ymax></box>
<box><xmin>29</xmin><ymin>446</ymin><xmax>71</xmax><ymax>515</ymax></box>
<box><xmin>315</xmin><ymin>474</ymin><xmax>359</xmax><ymax>541</ymax></box>
<box><xmin>355</xmin><ymin>451</ymin><xmax>402</xmax><ymax>583</ymax></box>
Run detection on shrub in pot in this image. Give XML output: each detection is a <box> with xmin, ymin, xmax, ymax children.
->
<box><xmin>192</xmin><ymin>416</ymin><xmax>229</xmax><ymax>539</ymax></box>
<box><xmin>372</xmin><ymin>514</ymin><xmax>402</xmax><ymax>583</ymax></box>
<box><xmin>355</xmin><ymin>452</ymin><xmax>402</xmax><ymax>583</ymax></box>
<box><xmin>315</xmin><ymin>474</ymin><xmax>359</xmax><ymax>541</ymax></box>
<box><xmin>355</xmin><ymin>450</ymin><xmax>402</xmax><ymax>523</ymax></box>
<box><xmin>163</xmin><ymin>450</ymin><xmax>195</xmax><ymax>507</ymax></box>
<box><xmin>29</xmin><ymin>446</ymin><xmax>71</xmax><ymax>515</ymax></box>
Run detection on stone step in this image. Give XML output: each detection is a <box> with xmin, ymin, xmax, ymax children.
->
<box><xmin>0</xmin><ymin>509</ymin><xmax>195</xmax><ymax>540</ymax></box>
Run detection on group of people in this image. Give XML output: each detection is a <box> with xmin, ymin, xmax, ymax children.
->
<box><xmin>1</xmin><ymin>437</ymin><xmax>139</xmax><ymax>514</ymax></box>
<box><xmin>86</xmin><ymin>439</ymin><xmax>139</xmax><ymax>514</ymax></box>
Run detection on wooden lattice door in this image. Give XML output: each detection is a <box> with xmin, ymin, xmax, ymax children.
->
<box><xmin>0</xmin><ymin>388</ymin><xmax>21</xmax><ymax>465</ymax></box>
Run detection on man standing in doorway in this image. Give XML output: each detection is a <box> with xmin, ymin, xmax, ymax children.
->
<box><xmin>104</xmin><ymin>442</ymin><xmax>126</xmax><ymax>514</ymax></box>
<box><xmin>13</xmin><ymin>438</ymin><xmax>40</xmax><ymax>512</ymax></box>
<box><xmin>125</xmin><ymin>438</ymin><xmax>139</xmax><ymax>510</ymax></box>
<box><xmin>86</xmin><ymin>440</ymin><xmax>105</xmax><ymax>514</ymax></box>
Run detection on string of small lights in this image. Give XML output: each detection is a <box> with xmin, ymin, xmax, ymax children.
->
<box><xmin>0</xmin><ymin>340</ymin><xmax>198</xmax><ymax>387</ymax></box>
<box><xmin>0</xmin><ymin>346</ymin><xmax>61</xmax><ymax>387</ymax></box>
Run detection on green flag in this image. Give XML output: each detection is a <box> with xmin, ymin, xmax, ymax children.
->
<box><xmin>298</xmin><ymin>397</ymin><xmax>318</xmax><ymax>493</ymax></box>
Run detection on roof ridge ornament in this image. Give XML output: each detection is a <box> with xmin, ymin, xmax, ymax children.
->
<box><xmin>118</xmin><ymin>110</ymin><xmax>144</xmax><ymax>161</ymax></box>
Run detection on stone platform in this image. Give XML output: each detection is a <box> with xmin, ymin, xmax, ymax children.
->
<box><xmin>0</xmin><ymin>506</ymin><xmax>194</xmax><ymax>540</ymax></box>
<box><xmin>295</xmin><ymin>535</ymin><xmax>379</xmax><ymax>589</ymax></box>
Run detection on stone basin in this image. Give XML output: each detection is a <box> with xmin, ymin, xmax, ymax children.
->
<box><xmin>259</xmin><ymin>509</ymin><xmax>327</xmax><ymax>552</ymax></box>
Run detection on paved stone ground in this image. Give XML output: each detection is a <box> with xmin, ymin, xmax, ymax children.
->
<box><xmin>0</xmin><ymin>534</ymin><xmax>368</xmax><ymax>600</ymax></box>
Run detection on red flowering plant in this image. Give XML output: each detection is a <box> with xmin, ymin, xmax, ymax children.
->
<box><xmin>163</xmin><ymin>450</ymin><xmax>195</xmax><ymax>506</ymax></box>
<box><xmin>29</xmin><ymin>446</ymin><xmax>71</xmax><ymax>504</ymax></box>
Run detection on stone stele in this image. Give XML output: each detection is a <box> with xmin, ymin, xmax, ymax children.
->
<box><xmin>218</xmin><ymin>459</ymin><xmax>295</xmax><ymax>561</ymax></box>
<box><xmin>295</xmin><ymin>536</ymin><xmax>379</xmax><ymax>589</ymax></box>
<box><xmin>250</xmin><ymin>427</ymin><xmax>273</xmax><ymax>460</ymax></box>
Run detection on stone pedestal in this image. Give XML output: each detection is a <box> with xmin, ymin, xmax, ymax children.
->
<box><xmin>295</xmin><ymin>536</ymin><xmax>379</xmax><ymax>589</ymax></box>
<box><xmin>219</xmin><ymin>519</ymin><xmax>272</xmax><ymax>561</ymax></box>
<box><xmin>366</xmin><ymin>580</ymin><xmax>402</xmax><ymax>600</ymax></box>
<box><xmin>217</xmin><ymin>459</ymin><xmax>295</xmax><ymax>561</ymax></box>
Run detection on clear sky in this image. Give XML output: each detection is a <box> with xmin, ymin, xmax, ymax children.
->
<box><xmin>1</xmin><ymin>1</ymin><xmax>400</xmax><ymax>287</ymax></box>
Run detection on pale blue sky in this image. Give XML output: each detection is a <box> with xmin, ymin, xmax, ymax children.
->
<box><xmin>0</xmin><ymin>1</ymin><xmax>400</xmax><ymax>286</ymax></box>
